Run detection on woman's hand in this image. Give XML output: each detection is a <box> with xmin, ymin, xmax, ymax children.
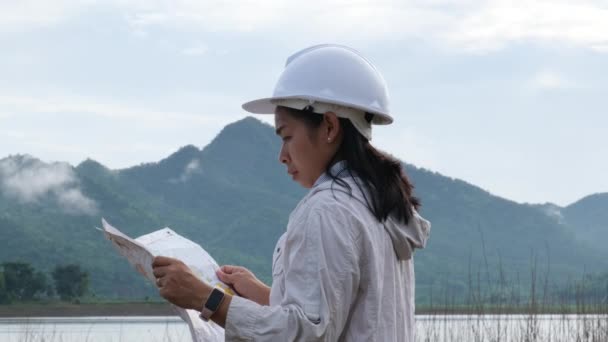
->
<box><xmin>152</xmin><ymin>256</ymin><xmax>209</xmax><ymax>310</ymax></box>
<box><xmin>216</xmin><ymin>265</ymin><xmax>270</xmax><ymax>306</ymax></box>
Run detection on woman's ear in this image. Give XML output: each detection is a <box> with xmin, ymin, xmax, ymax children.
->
<box><xmin>323</xmin><ymin>112</ymin><xmax>341</xmax><ymax>143</ymax></box>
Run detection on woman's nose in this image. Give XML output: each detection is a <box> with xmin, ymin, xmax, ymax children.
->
<box><xmin>278</xmin><ymin>145</ymin><xmax>289</xmax><ymax>164</ymax></box>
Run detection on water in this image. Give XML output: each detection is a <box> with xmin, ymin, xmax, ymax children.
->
<box><xmin>1</xmin><ymin>315</ymin><xmax>607</xmax><ymax>342</ymax></box>
<box><xmin>0</xmin><ymin>316</ymin><xmax>191</xmax><ymax>342</ymax></box>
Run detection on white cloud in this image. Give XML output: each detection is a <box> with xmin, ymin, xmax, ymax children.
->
<box><xmin>56</xmin><ymin>187</ymin><xmax>98</xmax><ymax>215</ymax></box>
<box><xmin>170</xmin><ymin>158</ymin><xmax>202</xmax><ymax>183</ymax></box>
<box><xmin>540</xmin><ymin>204</ymin><xmax>565</xmax><ymax>223</ymax></box>
<box><xmin>590</xmin><ymin>43</ymin><xmax>608</xmax><ymax>52</ymax></box>
<box><xmin>121</xmin><ymin>0</ymin><xmax>452</xmax><ymax>41</ymax></box>
<box><xmin>0</xmin><ymin>156</ymin><xmax>72</xmax><ymax>202</ymax></box>
<box><xmin>181</xmin><ymin>44</ymin><xmax>208</xmax><ymax>56</ymax></box>
<box><xmin>0</xmin><ymin>94</ymin><xmax>232</xmax><ymax>127</ymax></box>
<box><xmin>2</xmin><ymin>1</ymin><xmax>607</xmax><ymax>53</ymax></box>
<box><xmin>0</xmin><ymin>129</ymin><xmax>27</xmax><ymax>139</ymax></box>
<box><xmin>184</xmin><ymin>159</ymin><xmax>200</xmax><ymax>173</ymax></box>
<box><xmin>443</xmin><ymin>1</ymin><xmax>608</xmax><ymax>53</ymax></box>
<box><xmin>528</xmin><ymin>70</ymin><xmax>575</xmax><ymax>90</ymax></box>
<box><xmin>0</xmin><ymin>0</ymin><xmax>86</xmax><ymax>33</ymax></box>
<box><xmin>0</xmin><ymin>155</ymin><xmax>98</xmax><ymax>215</ymax></box>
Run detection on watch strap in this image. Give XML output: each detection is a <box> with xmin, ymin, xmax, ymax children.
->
<box><xmin>199</xmin><ymin>288</ymin><xmax>225</xmax><ymax>322</ymax></box>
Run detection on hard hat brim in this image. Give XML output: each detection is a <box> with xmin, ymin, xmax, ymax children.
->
<box><xmin>241</xmin><ymin>98</ymin><xmax>277</xmax><ymax>115</ymax></box>
<box><xmin>242</xmin><ymin>96</ymin><xmax>393</xmax><ymax>125</ymax></box>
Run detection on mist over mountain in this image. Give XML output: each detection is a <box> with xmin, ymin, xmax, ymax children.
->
<box><xmin>0</xmin><ymin>117</ymin><xmax>606</xmax><ymax>301</ymax></box>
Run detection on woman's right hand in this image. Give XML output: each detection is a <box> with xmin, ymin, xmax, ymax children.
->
<box><xmin>216</xmin><ymin>265</ymin><xmax>270</xmax><ymax>306</ymax></box>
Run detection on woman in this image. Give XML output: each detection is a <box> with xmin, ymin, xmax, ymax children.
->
<box><xmin>152</xmin><ymin>44</ymin><xmax>431</xmax><ymax>341</ymax></box>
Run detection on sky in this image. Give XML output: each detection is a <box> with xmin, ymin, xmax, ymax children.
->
<box><xmin>0</xmin><ymin>0</ymin><xmax>606</xmax><ymax>207</ymax></box>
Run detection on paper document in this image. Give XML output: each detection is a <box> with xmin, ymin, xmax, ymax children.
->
<box><xmin>100</xmin><ymin>218</ymin><xmax>230</xmax><ymax>342</ymax></box>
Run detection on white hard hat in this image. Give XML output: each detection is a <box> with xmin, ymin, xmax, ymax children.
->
<box><xmin>242</xmin><ymin>44</ymin><xmax>393</xmax><ymax>140</ymax></box>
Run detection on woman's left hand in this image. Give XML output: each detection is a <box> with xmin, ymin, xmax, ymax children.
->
<box><xmin>152</xmin><ymin>256</ymin><xmax>209</xmax><ymax>310</ymax></box>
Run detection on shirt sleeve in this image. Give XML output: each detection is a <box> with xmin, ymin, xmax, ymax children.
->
<box><xmin>224</xmin><ymin>206</ymin><xmax>361</xmax><ymax>341</ymax></box>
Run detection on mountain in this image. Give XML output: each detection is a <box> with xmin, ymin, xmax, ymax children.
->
<box><xmin>0</xmin><ymin>117</ymin><xmax>606</xmax><ymax>302</ymax></box>
<box><xmin>527</xmin><ymin>195</ymin><xmax>608</xmax><ymax>252</ymax></box>
<box><xmin>406</xmin><ymin>169</ymin><xmax>608</xmax><ymax>300</ymax></box>
<box><xmin>562</xmin><ymin>193</ymin><xmax>608</xmax><ymax>250</ymax></box>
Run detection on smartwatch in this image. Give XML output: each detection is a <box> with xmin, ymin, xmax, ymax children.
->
<box><xmin>199</xmin><ymin>288</ymin><xmax>226</xmax><ymax>322</ymax></box>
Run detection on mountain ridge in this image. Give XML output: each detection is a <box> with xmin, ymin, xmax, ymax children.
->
<box><xmin>0</xmin><ymin>116</ymin><xmax>606</xmax><ymax>301</ymax></box>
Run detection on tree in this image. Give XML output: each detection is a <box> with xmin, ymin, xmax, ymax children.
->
<box><xmin>0</xmin><ymin>271</ymin><xmax>8</xmax><ymax>304</ymax></box>
<box><xmin>1</xmin><ymin>262</ymin><xmax>48</xmax><ymax>302</ymax></box>
<box><xmin>52</xmin><ymin>264</ymin><xmax>89</xmax><ymax>301</ymax></box>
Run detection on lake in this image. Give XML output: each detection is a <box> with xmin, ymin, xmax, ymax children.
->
<box><xmin>1</xmin><ymin>315</ymin><xmax>606</xmax><ymax>341</ymax></box>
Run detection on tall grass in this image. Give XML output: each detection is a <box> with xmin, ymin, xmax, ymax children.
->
<box><xmin>417</xmin><ymin>237</ymin><xmax>608</xmax><ymax>342</ymax></box>
<box><xmin>4</xmin><ymin>251</ymin><xmax>607</xmax><ymax>342</ymax></box>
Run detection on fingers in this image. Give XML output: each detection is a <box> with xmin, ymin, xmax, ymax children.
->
<box><xmin>220</xmin><ymin>265</ymin><xmax>239</xmax><ymax>274</ymax></box>
<box><xmin>216</xmin><ymin>269</ymin><xmax>235</xmax><ymax>284</ymax></box>
<box><xmin>152</xmin><ymin>256</ymin><xmax>177</xmax><ymax>268</ymax></box>
<box><xmin>159</xmin><ymin>287</ymin><xmax>170</xmax><ymax>299</ymax></box>
<box><xmin>152</xmin><ymin>257</ymin><xmax>181</xmax><ymax>290</ymax></box>
<box><xmin>216</xmin><ymin>270</ymin><xmax>243</xmax><ymax>297</ymax></box>
<box><xmin>153</xmin><ymin>266</ymin><xmax>170</xmax><ymax>278</ymax></box>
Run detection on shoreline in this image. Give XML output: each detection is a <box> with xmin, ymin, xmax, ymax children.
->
<box><xmin>1</xmin><ymin>303</ymin><xmax>606</xmax><ymax>317</ymax></box>
<box><xmin>0</xmin><ymin>303</ymin><xmax>175</xmax><ymax>317</ymax></box>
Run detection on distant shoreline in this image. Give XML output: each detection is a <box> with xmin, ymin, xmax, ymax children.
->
<box><xmin>1</xmin><ymin>302</ymin><xmax>606</xmax><ymax>317</ymax></box>
<box><xmin>0</xmin><ymin>302</ymin><xmax>176</xmax><ymax>317</ymax></box>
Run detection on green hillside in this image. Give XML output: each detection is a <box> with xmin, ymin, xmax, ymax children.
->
<box><xmin>562</xmin><ymin>193</ymin><xmax>608</xmax><ymax>250</ymax></box>
<box><xmin>0</xmin><ymin>117</ymin><xmax>606</xmax><ymax>303</ymax></box>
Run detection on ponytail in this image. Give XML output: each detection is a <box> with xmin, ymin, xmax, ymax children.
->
<box><xmin>333</xmin><ymin>118</ymin><xmax>420</xmax><ymax>224</ymax></box>
<box><xmin>280</xmin><ymin>106</ymin><xmax>420</xmax><ymax>225</ymax></box>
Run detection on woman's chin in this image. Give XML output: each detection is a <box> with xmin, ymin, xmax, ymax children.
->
<box><xmin>299</xmin><ymin>180</ymin><xmax>315</xmax><ymax>189</ymax></box>
<box><xmin>292</xmin><ymin>177</ymin><xmax>312</xmax><ymax>189</ymax></box>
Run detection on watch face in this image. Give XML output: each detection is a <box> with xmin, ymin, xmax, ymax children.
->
<box><xmin>205</xmin><ymin>289</ymin><xmax>225</xmax><ymax>310</ymax></box>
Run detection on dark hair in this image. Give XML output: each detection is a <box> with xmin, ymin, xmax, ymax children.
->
<box><xmin>280</xmin><ymin>106</ymin><xmax>420</xmax><ymax>225</ymax></box>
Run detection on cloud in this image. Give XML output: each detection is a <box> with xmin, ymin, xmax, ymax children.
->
<box><xmin>120</xmin><ymin>1</ymin><xmax>454</xmax><ymax>42</ymax></box>
<box><xmin>56</xmin><ymin>188</ymin><xmax>98</xmax><ymax>215</ymax></box>
<box><xmin>169</xmin><ymin>158</ymin><xmax>202</xmax><ymax>183</ymax></box>
<box><xmin>181</xmin><ymin>44</ymin><xmax>208</xmax><ymax>56</ymax></box>
<box><xmin>527</xmin><ymin>70</ymin><xmax>575</xmax><ymax>90</ymax></box>
<box><xmin>442</xmin><ymin>1</ymin><xmax>608</xmax><ymax>53</ymax></box>
<box><xmin>2</xmin><ymin>1</ymin><xmax>607</xmax><ymax>53</ymax></box>
<box><xmin>0</xmin><ymin>155</ymin><xmax>98</xmax><ymax>215</ymax></box>
<box><xmin>0</xmin><ymin>94</ymin><xmax>233</xmax><ymax>127</ymax></box>
<box><xmin>540</xmin><ymin>204</ymin><xmax>565</xmax><ymax>224</ymax></box>
<box><xmin>0</xmin><ymin>129</ymin><xmax>26</xmax><ymax>139</ymax></box>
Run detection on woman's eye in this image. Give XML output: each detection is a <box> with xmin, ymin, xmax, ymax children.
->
<box><xmin>282</xmin><ymin>136</ymin><xmax>291</xmax><ymax>142</ymax></box>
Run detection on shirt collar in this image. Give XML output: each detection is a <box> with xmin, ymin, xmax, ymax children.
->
<box><xmin>313</xmin><ymin>160</ymin><xmax>348</xmax><ymax>188</ymax></box>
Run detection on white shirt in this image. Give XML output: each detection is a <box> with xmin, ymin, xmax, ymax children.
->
<box><xmin>225</xmin><ymin>164</ymin><xmax>431</xmax><ymax>341</ymax></box>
